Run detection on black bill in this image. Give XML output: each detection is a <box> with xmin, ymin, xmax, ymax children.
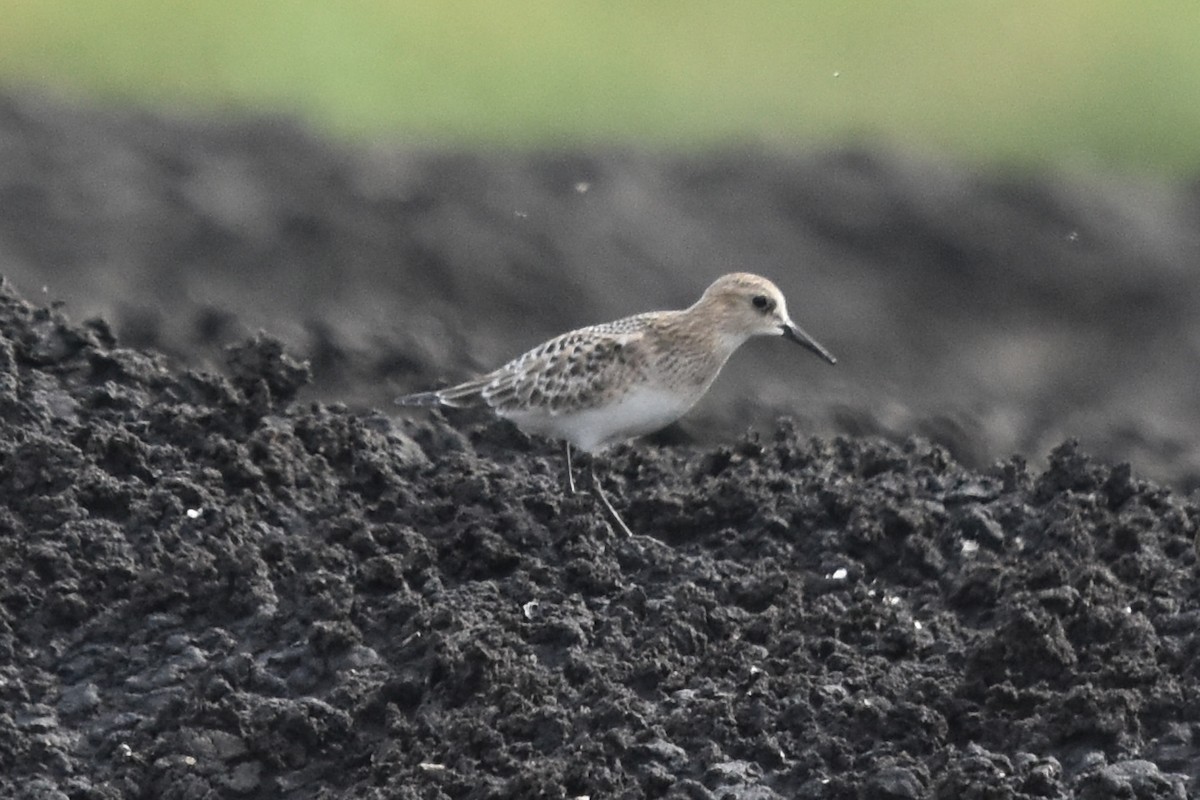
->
<box><xmin>782</xmin><ymin>322</ymin><xmax>837</xmax><ymax>365</ymax></box>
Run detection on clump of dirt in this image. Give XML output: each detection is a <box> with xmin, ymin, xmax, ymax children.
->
<box><xmin>1</xmin><ymin>279</ymin><xmax>1197</xmax><ymax>798</ymax></box>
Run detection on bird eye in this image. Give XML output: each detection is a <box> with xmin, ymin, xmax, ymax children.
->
<box><xmin>751</xmin><ymin>295</ymin><xmax>774</xmax><ymax>312</ymax></box>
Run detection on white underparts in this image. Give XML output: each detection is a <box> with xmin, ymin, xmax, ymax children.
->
<box><xmin>503</xmin><ymin>385</ymin><xmax>703</xmax><ymax>452</ymax></box>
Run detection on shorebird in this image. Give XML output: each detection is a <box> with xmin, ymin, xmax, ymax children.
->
<box><xmin>396</xmin><ymin>272</ymin><xmax>836</xmax><ymax>536</ymax></box>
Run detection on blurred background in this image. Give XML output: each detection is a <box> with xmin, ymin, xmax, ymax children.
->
<box><xmin>2</xmin><ymin>1</ymin><xmax>1200</xmax><ymax>487</ymax></box>
<box><xmin>4</xmin><ymin>1</ymin><xmax>1200</xmax><ymax>171</ymax></box>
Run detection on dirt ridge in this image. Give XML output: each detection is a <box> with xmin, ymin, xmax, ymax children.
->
<box><xmin>1</xmin><ymin>279</ymin><xmax>1198</xmax><ymax>798</ymax></box>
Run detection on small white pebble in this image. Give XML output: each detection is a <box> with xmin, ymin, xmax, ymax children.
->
<box><xmin>183</xmin><ymin>755</ymin><xmax>196</xmax><ymax>766</ymax></box>
<box><xmin>829</xmin><ymin>568</ymin><xmax>848</xmax><ymax>581</ymax></box>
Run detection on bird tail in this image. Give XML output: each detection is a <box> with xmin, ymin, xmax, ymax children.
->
<box><xmin>395</xmin><ymin>377</ymin><xmax>490</xmax><ymax>409</ymax></box>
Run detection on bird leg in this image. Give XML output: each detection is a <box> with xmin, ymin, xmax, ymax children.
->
<box><xmin>590</xmin><ymin>458</ymin><xmax>635</xmax><ymax>538</ymax></box>
<box><xmin>564</xmin><ymin>443</ymin><xmax>577</xmax><ymax>495</ymax></box>
<box><xmin>565</xmin><ymin>445</ymin><xmax>639</xmax><ymax>539</ymax></box>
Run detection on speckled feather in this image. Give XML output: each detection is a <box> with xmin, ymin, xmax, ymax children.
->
<box><xmin>427</xmin><ymin>313</ymin><xmax>715</xmax><ymax>408</ymax></box>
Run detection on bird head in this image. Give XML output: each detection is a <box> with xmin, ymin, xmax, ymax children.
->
<box><xmin>695</xmin><ymin>272</ymin><xmax>837</xmax><ymax>364</ymax></box>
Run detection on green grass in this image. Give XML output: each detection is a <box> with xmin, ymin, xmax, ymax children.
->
<box><xmin>3</xmin><ymin>1</ymin><xmax>1200</xmax><ymax>173</ymax></box>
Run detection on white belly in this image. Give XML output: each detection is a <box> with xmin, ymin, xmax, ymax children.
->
<box><xmin>504</xmin><ymin>386</ymin><xmax>699</xmax><ymax>452</ymax></box>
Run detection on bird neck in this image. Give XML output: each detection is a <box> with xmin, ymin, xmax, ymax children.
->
<box><xmin>672</xmin><ymin>304</ymin><xmax>749</xmax><ymax>365</ymax></box>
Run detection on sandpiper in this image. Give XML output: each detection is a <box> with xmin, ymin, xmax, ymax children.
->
<box><xmin>396</xmin><ymin>272</ymin><xmax>836</xmax><ymax>535</ymax></box>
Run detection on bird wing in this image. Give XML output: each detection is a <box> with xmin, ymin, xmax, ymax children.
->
<box><xmin>484</xmin><ymin>322</ymin><xmax>652</xmax><ymax>415</ymax></box>
<box><xmin>398</xmin><ymin>315</ymin><xmax>656</xmax><ymax>414</ymax></box>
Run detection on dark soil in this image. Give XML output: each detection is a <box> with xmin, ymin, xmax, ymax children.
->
<box><xmin>1</xmin><ymin>92</ymin><xmax>1200</xmax><ymax>798</ymax></box>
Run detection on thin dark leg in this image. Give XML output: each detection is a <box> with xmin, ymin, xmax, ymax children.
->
<box><xmin>590</xmin><ymin>459</ymin><xmax>635</xmax><ymax>538</ymax></box>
